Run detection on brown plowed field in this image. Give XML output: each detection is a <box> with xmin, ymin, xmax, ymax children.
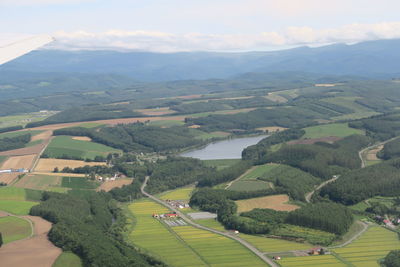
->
<box><xmin>136</xmin><ymin>107</ymin><xmax>177</xmax><ymax>116</ymax></box>
<box><xmin>97</xmin><ymin>178</ymin><xmax>133</xmax><ymax>192</ymax></box>
<box><xmin>31</xmin><ymin>130</ymin><xmax>53</xmax><ymax>142</ymax></box>
<box><xmin>72</xmin><ymin>136</ymin><xmax>92</xmax><ymax>141</ymax></box>
<box><xmin>236</xmin><ymin>194</ymin><xmax>299</xmax><ymax>213</ymax></box>
<box><xmin>0</xmin><ymin>154</ymin><xmax>37</xmax><ymax>184</ymax></box>
<box><xmin>287</xmin><ymin>136</ymin><xmax>342</xmax><ymax>145</ymax></box>
<box><xmin>256</xmin><ymin>126</ymin><xmax>287</xmax><ymax>132</ymax></box>
<box><xmin>0</xmin><ymin>143</ymin><xmax>44</xmax><ymax>157</ymax></box>
<box><xmin>0</xmin><ymin>216</ymin><xmax>61</xmax><ymax>267</ymax></box>
<box><xmin>35</xmin><ymin>158</ymin><xmax>106</xmax><ymax>173</ymax></box>
<box><xmin>366</xmin><ymin>145</ymin><xmax>383</xmax><ymax>161</ymax></box>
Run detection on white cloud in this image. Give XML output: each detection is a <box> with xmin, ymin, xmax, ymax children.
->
<box><xmin>48</xmin><ymin>22</ymin><xmax>400</xmax><ymax>52</ymax></box>
<box><xmin>0</xmin><ymin>0</ymin><xmax>93</xmax><ymax>6</ymax></box>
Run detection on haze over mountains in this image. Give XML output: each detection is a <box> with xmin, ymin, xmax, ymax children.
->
<box><xmin>1</xmin><ymin>39</ymin><xmax>400</xmax><ymax>82</ymax></box>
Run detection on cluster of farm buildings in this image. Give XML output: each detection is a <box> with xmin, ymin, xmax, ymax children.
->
<box><xmin>152</xmin><ymin>212</ymin><xmax>179</xmax><ymax>219</ymax></box>
<box><xmin>164</xmin><ymin>199</ymin><xmax>190</xmax><ymax>209</ymax></box>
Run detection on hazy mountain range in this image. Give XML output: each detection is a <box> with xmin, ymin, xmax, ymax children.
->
<box><xmin>1</xmin><ymin>39</ymin><xmax>400</xmax><ymax>82</ymax></box>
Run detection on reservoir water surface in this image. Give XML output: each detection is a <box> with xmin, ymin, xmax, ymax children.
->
<box><xmin>180</xmin><ymin>135</ymin><xmax>268</xmax><ymax>160</ymax></box>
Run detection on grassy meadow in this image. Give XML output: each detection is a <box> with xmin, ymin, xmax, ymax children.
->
<box><xmin>53</xmin><ymin>252</ymin><xmax>83</xmax><ymax>267</ymax></box>
<box><xmin>44</xmin><ymin>136</ymin><xmax>121</xmax><ymax>160</ymax></box>
<box><xmin>0</xmin><ymin>216</ymin><xmax>31</xmax><ymax>243</ymax></box>
<box><xmin>202</xmin><ymin>159</ymin><xmax>241</xmax><ymax>170</ymax></box>
<box><xmin>240</xmin><ymin>234</ymin><xmax>311</xmax><ymax>253</ymax></box>
<box><xmin>159</xmin><ymin>186</ymin><xmax>194</xmax><ymax>201</ymax></box>
<box><xmin>302</xmin><ymin>123</ymin><xmax>364</xmax><ymax>139</ymax></box>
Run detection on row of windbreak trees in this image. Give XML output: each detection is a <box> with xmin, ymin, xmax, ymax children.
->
<box><xmin>189</xmin><ymin>188</ymin><xmax>354</xmax><ymax>236</ymax></box>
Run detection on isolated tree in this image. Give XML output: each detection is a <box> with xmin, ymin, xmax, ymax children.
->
<box><xmin>53</xmin><ymin>167</ymin><xmax>59</xmax><ymax>173</ymax></box>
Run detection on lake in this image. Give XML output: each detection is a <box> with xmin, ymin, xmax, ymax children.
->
<box><xmin>180</xmin><ymin>135</ymin><xmax>269</xmax><ymax>160</ymax></box>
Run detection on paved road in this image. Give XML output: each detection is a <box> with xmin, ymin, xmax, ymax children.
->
<box><xmin>141</xmin><ymin>176</ymin><xmax>278</xmax><ymax>267</ymax></box>
<box><xmin>358</xmin><ymin>136</ymin><xmax>400</xmax><ymax>168</ymax></box>
<box><xmin>305</xmin><ymin>176</ymin><xmax>339</xmax><ymax>203</ymax></box>
<box><xmin>328</xmin><ymin>221</ymin><xmax>369</xmax><ymax>249</ymax></box>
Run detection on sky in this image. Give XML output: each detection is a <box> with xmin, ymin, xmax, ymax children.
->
<box><xmin>1</xmin><ymin>0</ymin><xmax>400</xmax><ymax>52</ymax></box>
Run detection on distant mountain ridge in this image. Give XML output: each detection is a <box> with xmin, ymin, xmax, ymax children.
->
<box><xmin>1</xmin><ymin>39</ymin><xmax>400</xmax><ymax>81</ymax></box>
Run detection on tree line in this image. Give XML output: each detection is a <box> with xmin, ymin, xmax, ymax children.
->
<box><xmin>0</xmin><ymin>133</ymin><xmax>31</xmax><ymax>152</ymax></box>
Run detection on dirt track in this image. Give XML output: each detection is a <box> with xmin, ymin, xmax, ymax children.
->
<box><xmin>0</xmin><ymin>215</ymin><xmax>61</xmax><ymax>267</ymax></box>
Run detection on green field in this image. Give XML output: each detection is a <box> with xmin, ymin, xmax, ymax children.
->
<box><xmin>0</xmin><ymin>129</ymin><xmax>43</xmax><ymax>139</ymax></box>
<box><xmin>279</xmin><ymin>254</ymin><xmax>346</xmax><ymax>267</ymax></box>
<box><xmin>0</xmin><ymin>187</ymin><xmax>27</xmax><ymax>201</ymax></box>
<box><xmin>61</xmin><ymin>177</ymin><xmax>99</xmax><ymax>189</ymax></box>
<box><xmin>227</xmin><ymin>180</ymin><xmax>272</xmax><ymax>191</ymax></box>
<box><xmin>128</xmin><ymin>199</ymin><xmax>267</xmax><ymax>267</ymax></box>
<box><xmin>0</xmin><ymin>216</ymin><xmax>31</xmax><ymax>244</ymax></box>
<box><xmin>0</xmin><ymin>200</ymin><xmax>37</xmax><ymax>215</ymax></box>
<box><xmin>14</xmin><ymin>174</ymin><xmax>64</xmax><ymax>191</ymax></box>
<box><xmin>241</xmin><ymin>165</ymin><xmax>278</xmax><ymax>180</ymax></box>
<box><xmin>227</xmin><ymin>164</ymin><xmax>276</xmax><ymax>191</ymax></box>
<box><xmin>322</xmin><ymin>97</ymin><xmax>380</xmax><ymax>121</ymax></box>
<box><xmin>148</xmin><ymin>120</ymin><xmax>185</xmax><ymax>127</ymax></box>
<box><xmin>202</xmin><ymin>159</ymin><xmax>241</xmax><ymax>170</ymax></box>
<box><xmin>0</xmin><ymin>155</ymin><xmax>7</xmax><ymax>165</ymax></box>
<box><xmin>241</xmin><ymin>234</ymin><xmax>311</xmax><ymax>253</ymax></box>
<box><xmin>350</xmin><ymin>196</ymin><xmax>396</xmax><ymax>212</ymax></box>
<box><xmin>303</xmin><ymin>123</ymin><xmax>364</xmax><ymax>139</ymax></box>
<box><xmin>196</xmin><ymin>218</ymin><xmax>226</xmax><ymax>231</ymax></box>
<box><xmin>160</xmin><ymin>187</ymin><xmax>194</xmax><ymax>201</ymax></box>
<box><xmin>53</xmin><ymin>252</ymin><xmax>83</xmax><ymax>267</ymax></box>
<box><xmin>173</xmin><ymin>226</ymin><xmax>267</xmax><ymax>267</ymax></box>
<box><xmin>333</xmin><ymin>226</ymin><xmax>400</xmax><ymax>266</ymax></box>
<box><xmin>128</xmin><ymin>200</ymin><xmax>208</xmax><ymax>267</ymax></box>
<box><xmin>272</xmin><ymin>224</ymin><xmax>336</xmax><ymax>245</ymax></box>
<box><xmin>44</xmin><ymin>136</ymin><xmax>121</xmax><ymax>160</ymax></box>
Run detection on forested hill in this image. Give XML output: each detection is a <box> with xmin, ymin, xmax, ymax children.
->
<box><xmin>2</xmin><ymin>38</ymin><xmax>400</xmax><ymax>81</ymax></box>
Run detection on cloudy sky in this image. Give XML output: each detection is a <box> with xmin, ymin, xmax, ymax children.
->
<box><xmin>1</xmin><ymin>0</ymin><xmax>400</xmax><ymax>52</ymax></box>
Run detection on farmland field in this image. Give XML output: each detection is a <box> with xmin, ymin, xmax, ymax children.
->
<box><xmin>333</xmin><ymin>226</ymin><xmax>400</xmax><ymax>267</ymax></box>
<box><xmin>0</xmin><ymin>187</ymin><xmax>26</xmax><ymax>200</ymax></box>
<box><xmin>228</xmin><ymin>180</ymin><xmax>272</xmax><ymax>191</ymax></box>
<box><xmin>236</xmin><ymin>194</ymin><xmax>299</xmax><ymax>212</ymax></box>
<box><xmin>196</xmin><ymin>218</ymin><xmax>226</xmax><ymax>231</ymax></box>
<box><xmin>173</xmin><ymin>226</ymin><xmax>267</xmax><ymax>267</ymax></box>
<box><xmin>241</xmin><ymin>234</ymin><xmax>310</xmax><ymax>253</ymax></box>
<box><xmin>322</xmin><ymin>97</ymin><xmax>380</xmax><ymax>120</ymax></box>
<box><xmin>128</xmin><ymin>199</ymin><xmax>267</xmax><ymax>267</ymax></box>
<box><xmin>35</xmin><ymin>158</ymin><xmax>107</xmax><ymax>173</ymax></box>
<box><xmin>0</xmin><ymin>130</ymin><xmax>43</xmax><ymax>139</ymax></box>
<box><xmin>53</xmin><ymin>252</ymin><xmax>82</xmax><ymax>267</ymax></box>
<box><xmin>302</xmin><ymin>123</ymin><xmax>364</xmax><ymax>139</ymax></box>
<box><xmin>128</xmin><ymin>200</ymin><xmax>208</xmax><ymax>267</ymax></box>
<box><xmin>0</xmin><ymin>200</ymin><xmax>37</xmax><ymax>215</ymax></box>
<box><xmin>278</xmin><ymin>254</ymin><xmax>346</xmax><ymax>267</ymax></box>
<box><xmin>160</xmin><ymin>186</ymin><xmax>194</xmax><ymax>201</ymax></box>
<box><xmin>148</xmin><ymin>120</ymin><xmax>185</xmax><ymax>127</ymax></box>
<box><xmin>0</xmin><ymin>154</ymin><xmax>37</xmax><ymax>184</ymax></box>
<box><xmin>240</xmin><ymin>164</ymin><xmax>278</xmax><ymax>180</ymax></box>
<box><xmin>13</xmin><ymin>174</ymin><xmax>67</xmax><ymax>192</ymax></box>
<box><xmin>43</xmin><ymin>136</ymin><xmax>121</xmax><ymax>160</ymax></box>
<box><xmin>61</xmin><ymin>177</ymin><xmax>99</xmax><ymax>189</ymax></box>
<box><xmin>0</xmin><ymin>216</ymin><xmax>31</xmax><ymax>244</ymax></box>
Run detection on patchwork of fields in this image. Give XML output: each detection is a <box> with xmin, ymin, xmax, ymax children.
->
<box><xmin>333</xmin><ymin>226</ymin><xmax>400</xmax><ymax>267</ymax></box>
<box><xmin>227</xmin><ymin>164</ymin><xmax>275</xmax><ymax>192</ymax></box>
<box><xmin>128</xmin><ymin>199</ymin><xmax>267</xmax><ymax>267</ymax></box>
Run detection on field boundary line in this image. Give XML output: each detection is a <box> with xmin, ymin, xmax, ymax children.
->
<box><xmin>161</xmin><ymin>220</ymin><xmax>210</xmax><ymax>267</ymax></box>
<box><xmin>141</xmin><ymin>176</ymin><xmax>278</xmax><ymax>267</ymax></box>
<box><xmin>0</xmin><ymin>211</ymin><xmax>35</xmax><ymax>244</ymax></box>
<box><xmin>225</xmin><ymin>166</ymin><xmax>256</xmax><ymax>190</ymax></box>
<box><xmin>328</xmin><ymin>221</ymin><xmax>369</xmax><ymax>249</ymax></box>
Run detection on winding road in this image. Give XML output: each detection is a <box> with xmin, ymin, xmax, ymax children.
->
<box><xmin>305</xmin><ymin>175</ymin><xmax>339</xmax><ymax>203</ymax></box>
<box><xmin>358</xmin><ymin>136</ymin><xmax>400</xmax><ymax>168</ymax></box>
<box><xmin>141</xmin><ymin>176</ymin><xmax>278</xmax><ymax>267</ymax></box>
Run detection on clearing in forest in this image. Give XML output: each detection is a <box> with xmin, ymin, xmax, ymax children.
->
<box><xmin>96</xmin><ymin>178</ymin><xmax>132</xmax><ymax>192</ymax></box>
<box><xmin>236</xmin><ymin>194</ymin><xmax>299</xmax><ymax>212</ymax></box>
<box><xmin>302</xmin><ymin>123</ymin><xmax>364</xmax><ymax>139</ymax></box>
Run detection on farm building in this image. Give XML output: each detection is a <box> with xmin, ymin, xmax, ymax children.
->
<box><xmin>165</xmin><ymin>199</ymin><xmax>190</xmax><ymax>209</ymax></box>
